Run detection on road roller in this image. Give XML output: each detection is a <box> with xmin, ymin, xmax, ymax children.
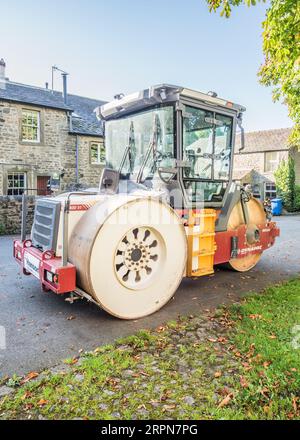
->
<box><xmin>14</xmin><ymin>84</ymin><xmax>279</xmax><ymax>319</ymax></box>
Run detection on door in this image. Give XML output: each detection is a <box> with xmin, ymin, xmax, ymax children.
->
<box><xmin>37</xmin><ymin>176</ymin><xmax>51</xmax><ymax>196</ymax></box>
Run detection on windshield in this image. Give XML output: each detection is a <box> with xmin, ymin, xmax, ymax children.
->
<box><xmin>105</xmin><ymin>106</ymin><xmax>175</xmax><ymax>180</ymax></box>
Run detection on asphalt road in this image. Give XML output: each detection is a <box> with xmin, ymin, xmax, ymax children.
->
<box><xmin>0</xmin><ymin>215</ymin><xmax>299</xmax><ymax>378</ymax></box>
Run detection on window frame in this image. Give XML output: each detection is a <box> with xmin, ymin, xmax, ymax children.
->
<box><xmin>21</xmin><ymin>109</ymin><xmax>41</xmax><ymax>143</ymax></box>
<box><xmin>7</xmin><ymin>172</ymin><xmax>27</xmax><ymax>196</ymax></box>
<box><xmin>264</xmin><ymin>182</ymin><xmax>276</xmax><ymax>200</ymax></box>
<box><xmin>264</xmin><ymin>151</ymin><xmax>286</xmax><ymax>173</ymax></box>
<box><xmin>90</xmin><ymin>140</ymin><xmax>105</xmax><ymax>166</ymax></box>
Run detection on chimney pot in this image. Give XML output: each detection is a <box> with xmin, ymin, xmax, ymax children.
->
<box><xmin>62</xmin><ymin>73</ymin><xmax>68</xmax><ymax>105</ymax></box>
<box><xmin>0</xmin><ymin>58</ymin><xmax>6</xmax><ymax>80</ymax></box>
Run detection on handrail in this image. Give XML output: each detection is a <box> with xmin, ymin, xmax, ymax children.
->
<box><xmin>62</xmin><ymin>191</ymin><xmax>98</xmax><ymax>267</ymax></box>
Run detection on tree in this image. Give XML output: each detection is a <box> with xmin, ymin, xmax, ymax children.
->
<box><xmin>274</xmin><ymin>156</ymin><xmax>296</xmax><ymax>211</ymax></box>
<box><xmin>206</xmin><ymin>0</ymin><xmax>300</xmax><ymax>147</ymax></box>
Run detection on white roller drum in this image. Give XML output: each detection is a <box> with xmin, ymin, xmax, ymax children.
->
<box><xmin>68</xmin><ymin>195</ymin><xmax>187</xmax><ymax>319</ymax></box>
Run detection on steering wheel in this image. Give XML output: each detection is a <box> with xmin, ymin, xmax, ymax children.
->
<box><xmin>157</xmin><ymin>166</ymin><xmax>178</xmax><ymax>184</ymax></box>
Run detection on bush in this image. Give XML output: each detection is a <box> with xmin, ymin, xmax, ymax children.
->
<box><xmin>274</xmin><ymin>157</ymin><xmax>297</xmax><ymax>211</ymax></box>
<box><xmin>295</xmin><ymin>185</ymin><xmax>300</xmax><ymax>211</ymax></box>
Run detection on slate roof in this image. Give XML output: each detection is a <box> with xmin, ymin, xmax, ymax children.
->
<box><xmin>235</xmin><ymin>127</ymin><xmax>292</xmax><ymax>153</ymax></box>
<box><xmin>0</xmin><ymin>80</ymin><xmax>106</xmax><ymax>136</ymax></box>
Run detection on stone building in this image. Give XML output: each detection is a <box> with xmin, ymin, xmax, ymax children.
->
<box><xmin>0</xmin><ymin>59</ymin><xmax>106</xmax><ymax>196</ymax></box>
<box><xmin>233</xmin><ymin>128</ymin><xmax>300</xmax><ymax>200</ymax></box>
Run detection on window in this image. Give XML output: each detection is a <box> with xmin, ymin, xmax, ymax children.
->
<box><xmin>182</xmin><ymin>105</ymin><xmax>233</xmax><ymax>203</ymax></box>
<box><xmin>21</xmin><ymin>109</ymin><xmax>40</xmax><ymax>142</ymax></box>
<box><xmin>105</xmin><ymin>105</ymin><xmax>174</xmax><ymax>180</ymax></box>
<box><xmin>90</xmin><ymin>141</ymin><xmax>105</xmax><ymax>165</ymax></box>
<box><xmin>264</xmin><ymin>151</ymin><xmax>286</xmax><ymax>172</ymax></box>
<box><xmin>183</xmin><ymin>106</ymin><xmax>233</xmax><ymax>181</ymax></box>
<box><xmin>265</xmin><ymin>182</ymin><xmax>276</xmax><ymax>200</ymax></box>
<box><xmin>7</xmin><ymin>172</ymin><xmax>26</xmax><ymax>195</ymax></box>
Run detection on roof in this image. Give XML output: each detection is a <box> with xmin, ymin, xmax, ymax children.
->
<box><xmin>99</xmin><ymin>84</ymin><xmax>245</xmax><ymax>120</ymax></box>
<box><xmin>235</xmin><ymin>127</ymin><xmax>292</xmax><ymax>153</ymax></box>
<box><xmin>232</xmin><ymin>168</ymin><xmax>272</xmax><ymax>182</ymax></box>
<box><xmin>0</xmin><ymin>80</ymin><xmax>106</xmax><ymax>136</ymax></box>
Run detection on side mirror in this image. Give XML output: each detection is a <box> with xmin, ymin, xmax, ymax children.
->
<box><xmin>237</xmin><ymin>113</ymin><xmax>245</xmax><ymax>153</ymax></box>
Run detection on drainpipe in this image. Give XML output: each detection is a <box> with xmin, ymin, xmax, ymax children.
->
<box><xmin>75</xmin><ymin>135</ymin><xmax>79</xmax><ymax>185</ymax></box>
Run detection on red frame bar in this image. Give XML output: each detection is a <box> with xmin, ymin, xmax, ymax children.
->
<box><xmin>214</xmin><ymin>221</ymin><xmax>280</xmax><ymax>265</ymax></box>
<box><xmin>13</xmin><ymin>239</ymin><xmax>76</xmax><ymax>294</ymax></box>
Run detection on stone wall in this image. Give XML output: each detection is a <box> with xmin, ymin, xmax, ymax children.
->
<box><xmin>0</xmin><ymin>196</ymin><xmax>36</xmax><ymax>235</ymax></box>
<box><xmin>77</xmin><ymin>136</ymin><xmax>104</xmax><ymax>188</ymax></box>
<box><xmin>0</xmin><ymin>100</ymin><xmax>104</xmax><ymax>194</ymax></box>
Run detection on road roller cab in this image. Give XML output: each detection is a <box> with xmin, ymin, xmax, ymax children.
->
<box><xmin>13</xmin><ymin>84</ymin><xmax>280</xmax><ymax>319</ymax></box>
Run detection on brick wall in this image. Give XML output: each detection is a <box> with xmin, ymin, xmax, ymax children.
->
<box><xmin>0</xmin><ymin>196</ymin><xmax>35</xmax><ymax>235</ymax></box>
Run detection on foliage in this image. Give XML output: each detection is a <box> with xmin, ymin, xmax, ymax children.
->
<box><xmin>0</xmin><ymin>223</ymin><xmax>5</xmax><ymax>235</ymax></box>
<box><xmin>274</xmin><ymin>157</ymin><xmax>297</xmax><ymax>211</ymax></box>
<box><xmin>1</xmin><ymin>279</ymin><xmax>299</xmax><ymax>420</ymax></box>
<box><xmin>295</xmin><ymin>185</ymin><xmax>300</xmax><ymax>211</ymax></box>
<box><xmin>206</xmin><ymin>0</ymin><xmax>300</xmax><ymax>147</ymax></box>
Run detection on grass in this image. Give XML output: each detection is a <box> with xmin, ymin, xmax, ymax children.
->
<box><xmin>0</xmin><ymin>279</ymin><xmax>299</xmax><ymax>420</ymax></box>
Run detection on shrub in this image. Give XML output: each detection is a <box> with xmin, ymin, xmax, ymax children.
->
<box><xmin>295</xmin><ymin>185</ymin><xmax>300</xmax><ymax>212</ymax></box>
<box><xmin>0</xmin><ymin>223</ymin><xmax>5</xmax><ymax>235</ymax></box>
<box><xmin>274</xmin><ymin>157</ymin><xmax>297</xmax><ymax>211</ymax></box>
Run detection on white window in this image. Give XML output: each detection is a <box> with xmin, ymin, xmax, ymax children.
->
<box><xmin>265</xmin><ymin>182</ymin><xmax>276</xmax><ymax>200</ymax></box>
<box><xmin>21</xmin><ymin>109</ymin><xmax>40</xmax><ymax>142</ymax></box>
<box><xmin>264</xmin><ymin>151</ymin><xmax>286</xmax><ymax>172</ymax></box>
<box><xmin>90</xmin><ymin>141</ymin><xmax>105</xmax><ymax>165</ymax></box>
<box><xmin>7</xmin><ymin>172</ymin><xmax>26</xmax><ymax>196</ymax></box>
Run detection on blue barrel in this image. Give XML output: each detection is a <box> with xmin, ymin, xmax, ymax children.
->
<box><xmin>271</xmin><ymin>198</ymin><xmax>283</xmax><ymax>216</ymax></box>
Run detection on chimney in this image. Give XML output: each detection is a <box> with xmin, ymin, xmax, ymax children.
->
<box><xmin>0</xmin><ymin>58</ymin><xmax>6</xmax><ymax>80</ymax></box>
<box><xmin>62</xmin><ymin>73</ymin><xmax>68</xmax><ymax>105</ymax></box>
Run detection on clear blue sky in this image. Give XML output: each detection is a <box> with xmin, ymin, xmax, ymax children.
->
<box><xmin>0</xmin><ymin>0</ymin><xmax>292</xmax><ymax>132</ymax></box>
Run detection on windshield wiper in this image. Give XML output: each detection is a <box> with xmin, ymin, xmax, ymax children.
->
<box><xmin>136</xmin><ymin>113</ymin><xmax>161</xmax><ymax>184</ymax></box>
<box><xmin>118</xmin><ymin>121</ymin><xmax>135</xmax><ymax>176</ymax></box>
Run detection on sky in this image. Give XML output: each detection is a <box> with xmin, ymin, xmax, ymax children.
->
<box><xmin>0</xmin><ymin>0</ymin><xmax>292</xmax><ymax>132</ymax></box>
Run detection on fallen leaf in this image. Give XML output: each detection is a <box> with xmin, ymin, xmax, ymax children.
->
<box><xmin>21</xmin><ymin>372</ymin><xmax>39</xmax><ymax>384</ymax></box>
<box><xmin>239</xmin><ymin>376</ymin><xmax>249</xmax><ymax>388</ymax></box>
<box><xmin>21</xmin><ymin>391</ymin><xmax>32</xmax><ymax>400</ymax></box>
<box><xmin>260</xmin><ymin>387</ymin><xmax>270</xmax><ymax>397</ymax></box>
<box><xmin>292</xmin><ymin>396</ymin><xmax>298</xmax><ymax>413</ymax></box>
<box><xmin>263</xmin><ymin>361</ymin><xmax>272</xmax><ymax>368</ymax></box>
<box><xmin>218</xmin><ymin>393</ymin><xmax>233</xmax><ymax>408</ymax></box>
<box><xmin>163</xmin><ymin>404</ymin><xmax>176</xmax><ymax>411</ymax></box>
<box><xmin>67</xmin><ymin>316</ymin><xmax>76</xmax><ymax>321</ymax></box>
<box><xmin>37</xmin><ymin>399</ymin><xmax>48</xmax><ymax>406</ymax></box>
<box><xmin>249</xmin><ymin>314</ymin><xmax>262</xmax><ymax>320</ymax></box>
<box><xmin>157</xmin><ymin>326</ymin><xmax>165</xmax><ymax>333</ymax></box>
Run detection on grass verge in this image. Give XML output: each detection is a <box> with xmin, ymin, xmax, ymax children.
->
<box><xmin>0</xmin><ymin>279</ymin><xmax>299</xmax><ymax>420</ymax></box>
